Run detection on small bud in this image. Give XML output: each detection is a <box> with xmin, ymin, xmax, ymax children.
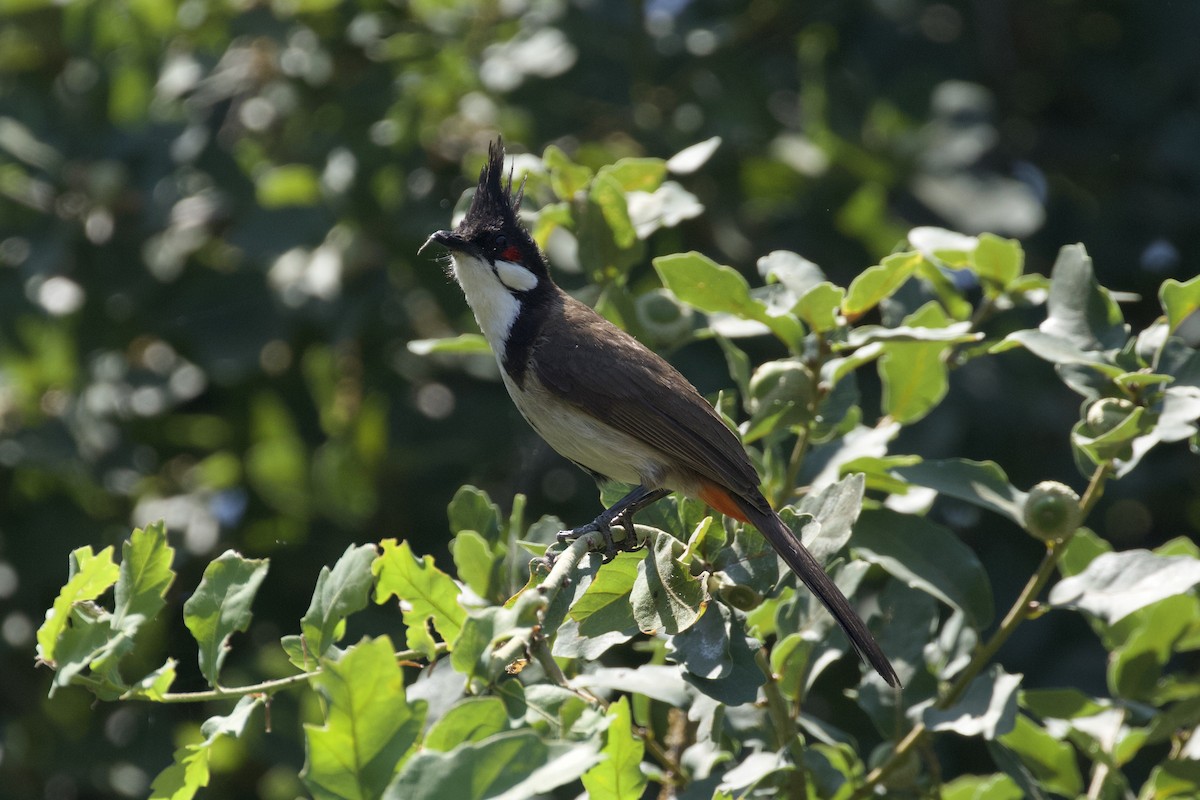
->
<box><xmin>1085</xmin><ymin>397</ymin><xmax>1135</xmax><ymax>435</ymax></box>
<box><xmin>1023</xmin><ymin>481</ymin><xmax>1082</xmax><ymax>542</ymax></box>
<box><xmin>636</xmin><ymin>289</ymin><xmax>693</xmax><ymax>344</ymax></box>
<box><xmin>719</xmin><ymin>583</ymin><xmax>763</xmax><ymax>611</ymax></box>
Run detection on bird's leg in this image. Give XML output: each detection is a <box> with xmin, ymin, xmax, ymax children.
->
<box><xmin>558</xmin><ymin>486</ymin><xmax>670</xmax><ymax>561</ymax></box>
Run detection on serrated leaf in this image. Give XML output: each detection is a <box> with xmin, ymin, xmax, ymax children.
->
<box><xmin>423</xmin><ymin>697</ymin><xmax>509</xmax><ymax>752</ymax></box>
<box><xmin>149</xmin><ymin>696</ymin><xmax>264</xmax><ymax>800</ymax></box>
<box><xmin>37</xmin><ymin>545</ymin><xmax>120</xmax><ymax>665</ymax></box>
<box><xmin>924</xmin><ymin>665</ymin><xmax>1021</xmax><ymax>739</ymax></box>
<box><xmin>893</xmin><ymin>458</ymin><xmax>1028</xmax><ymax>525</ymax></box>
<box><xmin>1160</xmin><ymin>275</ymin><xmax>1200</xmax><ymax>334</ymax></box>
<box><xmin>373</xmin><ymin>539</ymin><xmax>465</xmax><ymax>646</ymax></box>
<box><xmin>113</xmin><ymin>521</ymin><xmax>175</xmax><ymax>636</ymax></box>
<box><xmin>183</xmin><ymin>551</ymin><xmax>269</xmax><ymax>688</ymax></box>
<box><xmin>581</xmin><ymin>697</ymin><xmax>646</xmax><ymax>800</ymax></box>
<box><xmin>842</xmin><ymin>251</ymin><xmax>924</xmax><ymax>318</ymax></box>
<box><xmin>302</xmin><ymin>636</ymin><xmax>426</xmax><ymax>800</ymax></box>
<box><xmin>1048</xmin><ymin>549</ymin><xmax>1200</xmax><ymax>624</ymax></box>
<box><xmin>854</xmin><ymin>509</ymin><xmax>993</xmax><ymax>627</ymax></box>
<box><xmin>301</xmin><ymin>543</ymin><xmax>377</xmax><ymax>661</ymax></box>
<box><xmin>995</xmin><ymin>714</ymin><xmax>1083</xmax><ymax>798</ymax></box>
<box><xmin>407</xmin><ymin>334</ymin><xmax>492</xmax><ymax>356</ymax></box>
<box><xmin>631</xmin><ymin>532</ymin><xmax>706</xmax><ymax>635</ymax></box>
<box><xmin>384</xmin><ymin>730</ymin><xmax>603</xmax><ymax>800</ymax></box>
<box><xmin>50</xmin><ymin>602</ymin><xmax>123</xmax><ymax>694</ymax></box>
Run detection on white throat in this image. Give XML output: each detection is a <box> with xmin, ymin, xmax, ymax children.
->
<box><xmin>449</xmin><ymin>253</ymin><xmax>537</xmax><ymax>350</ymax></box>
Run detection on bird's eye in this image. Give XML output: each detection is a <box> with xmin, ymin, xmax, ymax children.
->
<box><xmin>494</xmin><ymin>234</ymin><xmax>508</xmax><ymax>251</ymax></box>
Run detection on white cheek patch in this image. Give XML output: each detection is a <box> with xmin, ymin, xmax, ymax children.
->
<box><xmin>495</xmin><ymin>259</ymin><xmax>539</xmax><ymax>293</ymax></box>
<box><xmin>448</xmin><ymin>252</ymin><xmax>522</xmax><ymax>349</ymax></box>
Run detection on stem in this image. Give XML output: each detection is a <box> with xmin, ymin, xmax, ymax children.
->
<box><xmin>756</xmin><ymin>648</ymin><xmax>809</xmax><ymax>799</ymax></box>
<box><xmin>857</xmin><ymin>462</ymin><xmax>1114</xmax><ymax>796</ymax></box>
<box><xmin>102</xmin><ymin>644</ymin><xmax>449</xmax><ymax>704</ymax></box>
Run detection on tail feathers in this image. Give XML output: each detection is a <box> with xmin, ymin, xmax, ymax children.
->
<box><xmin>736</xmin><ymin>496</ymin><xmax>900</xmax><ymax>688</ymax></box>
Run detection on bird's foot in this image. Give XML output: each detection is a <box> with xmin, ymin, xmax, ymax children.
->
<box><xmin>556</xmin><ymin>512</ymin><xmax>642</xmax><ymax>563</ymax></box>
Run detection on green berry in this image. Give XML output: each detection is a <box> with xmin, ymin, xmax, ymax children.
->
<box><xmin>1023</xmin><ymin>481</ymin><xmax>1082</xmax><ymax>542</ymax></box>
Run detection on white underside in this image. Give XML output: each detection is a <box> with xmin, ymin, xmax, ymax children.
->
<box><xmin>450</xmin><ymin>248</ymin><xmax>681</xmax><ymax>490</ymax></box>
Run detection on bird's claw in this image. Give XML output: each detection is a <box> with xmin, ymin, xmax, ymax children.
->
<box><xmin>556</xmin><ymin>513</ymin><xmax>643</xmax><ymax>563</ymax></box>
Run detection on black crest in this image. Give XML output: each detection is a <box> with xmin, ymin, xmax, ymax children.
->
<box><xmin>462</xmin><ymin>138</ymin><xmax>524</xmax><ymax>235</ymax></box>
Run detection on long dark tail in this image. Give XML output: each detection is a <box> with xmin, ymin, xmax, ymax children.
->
<box><xmin>729</xmin><ymin>491</ymin><xmax>900</xmax><ymax>687</ymax></box>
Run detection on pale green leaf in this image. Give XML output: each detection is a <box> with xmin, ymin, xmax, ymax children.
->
<box><xmin>923</xmin><ymin>665</ymin><xmax>1021</xmax><ymax>739</ymax></box>
<box><xmin>1160</xmin><ymin>274</ymin><xmax>1200</xmax><ymax>334</ymax></box>
<box><xmin>842</xmin><ymin>251</ymin><xmax>924</xmax><ymax>318</ymax></box>
<box><xmin>794</xmin><ymin>281</ymin><xmax>845</xmax><ymax>333</ymax></box>
<box><xmin>631</xmin><ymin>532</ymin><xmax>706</xmax><ymax>635</ymax></box>
<box><xmin>995</xmin><ymin>715</ymin><xmax>1083</xmax><ymax>798</ymax></box>
<box><xmin>423</xmin><ymin>697</ymin><xmax>509</xmax><ymax>752</ymax></box>
<box><xmin>301</xmin><ymin>543</ymin><xmax>377</xmax><ymax>661</ymax></box>
<box><xmin>972</xmin><ymin>233</ymin><xmax>1024</xmax><ymax>290</ymax></box>
<box><xmin>893</xmin><ymin>458</ymin><xmax>1028</xmax><ymax>525</ymax></box>
<box><xmin>854</xmin><ymin>509</ymin><xmax>993</xmax><ymax>627</ymax></box>
<box><xmin>150</xmin><ymin>696</ymin><xmax>264</xmax><ymax>800</ymax></box>
<box><xmin>384</xmin><ymin>730</ymin><xmax>603</xmax><ymax>800</ymax></box>
<box><xmin>1048</xmin><ymin>549</ymin><xmax>1200</xmax><ymax>624</ymax></box>
<box><xmin>183</xmin><ymin>551</ymin><xmax>270</xmax><ymax>688</ymax></box>
<box><xmin>447</xmin><ymin>485</ymin><xmax>503</xmax><ymax>541</ymax></box>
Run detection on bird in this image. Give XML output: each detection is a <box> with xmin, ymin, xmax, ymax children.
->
<box><xmin>421</xmin><ymin>139</ymin><xmax>899</xmax><ymax>687</ymax></box>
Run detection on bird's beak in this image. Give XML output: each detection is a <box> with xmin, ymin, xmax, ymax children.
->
<box><xmin>418</xmin><ymin>229</ymin><xmax>466</xmax><ymax>255</ymax></box>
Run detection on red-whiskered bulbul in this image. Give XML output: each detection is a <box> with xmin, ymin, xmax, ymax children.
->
<box><xmin>421</xmin><ymin>140</ymin><xmax>899</xmax><ymax>687</ymax></box>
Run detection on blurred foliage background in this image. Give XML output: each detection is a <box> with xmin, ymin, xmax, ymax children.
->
<box><xmin>1</xmin><ymin>0</ymin><xmax>1198</xmax><ymax>797</ymax></box>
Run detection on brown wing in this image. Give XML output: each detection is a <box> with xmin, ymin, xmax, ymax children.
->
<box><xmin>532</xmin><ymin>291</ymin><xmax>763</xmax><ymax>503</ymax></box>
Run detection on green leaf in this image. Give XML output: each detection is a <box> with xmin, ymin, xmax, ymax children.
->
<box><xmin>256</xmin><ymin>164</ymin><xmax>321</xmax><ymax>208</ymax></box>
<box><xmin>631</xmin><ymin>532</ymin><xmax>707</xmax><ymax>634</ymax></box>
<box><xmin>37</xmin><ymin>544</ymin><xmax>120</xmax><ymax>664</ymax></box>
<box><xmin>568</xmin><ymin>551</ymin><xmax>640</xmax><ymax>638</ymax></box>
<box><xmin>942</xmin><ymin>773</ymin><xmax>1023</xmax><ymax>800</ymax></box>
<box><xmin>972</xmin><ymin>233</ymin><xmax>1024</xmax><ymax>291</ymax></box>
<box><xmin>796</xmin><ymin>472</ymin><xmax>866</xmax><ymax>564</ymax></box>
<box><xmin>893</xmin><ymin>459</ymin><xmax>1028</xmax><ymax>526</ymax></box>
<box><xmin>581</xmin><ymin>697</ymin><xmax>647</xmax><ymax>800</ymax></box>
<box><xmin>878</xmin><ymin>301</ymin><xmax>953</xmax><ymax>423</ymax></box>
<box><xmin>795</xmin><ymin>282</ymin><xmax>845</xmax><ymax>333</ymax></box>
<box><xmin>842</xmin><ymin>251</ymin><xmax>924</xmax><ymax>318</ymax></box>
<box><xmin>682</xmin><ymin>612</ymin><xmax>762</xmax><ymax>705</ymax></box>
<box><xmin>451</xmin><ymin>531</ymin><xmax>502</xmax><ymax>602</ymax></box>
<box><xmin>590</xmin><ymin>171</ymin><xmax>636</xmax><ymax>248</ymax></box>
<box><xmin>373</xmin><ymin>539</ymin><xmax>466</xmax><ymax>648</ymax></box>
<box><xmin>112</xmin><ymin>521</ymin><xmax>175</xmax><ymax>635</ymax></box>
<box><xmin>1057</xmin><ymin>527</ymin><xmax>1112</xmax><ymax>577</ymax></box>
<box><xmin>1041</xmin><ymin>243</ymin><xmax>1126</xmax><ymax>351</ymax></box>
<box><xmin>1048</xmin><ymin>549</ymin><xmax>1200</xmax><ymax>624</ymax></box>
<box><xmin>149</xmin><ymin>696</ymin><xmax>264</xmax><ymax>800</ymax></box>
<box><xmin>600</xmin><ymin>157</ymin><xmax>667</xmax><ymax>192</ymax></box>
<box><xmin>125</xmin><ymin>659</ymin><xmax>177</xmax><ymax>701</ymax></box>
<box><xmin>384</xmin><ymin>730</ymin><xmax>603</xmax><ymax>800</ymax></box>
<box><xmin>543</xmin><ymin>145</ymin><xmax>593</xmax><ymax>199</ymax></box>
<box><xmin>995</xmin><ymin>714</ymin><xmax>1084</xmax><ymax>798</ymax></box>
<box><xmin>302</xmin><ymin>636</ymin><xmax>426</xmax><ymax>800</ymax></box>
<box><xmin>654</xmin><ymin>251</ymin><xmax>761</xmax><ymax>321</ymax></box>
<box><xmin>1159</xmin><ymin>274</ymin><xmax>1200</xmax><ymax>334</ymax></box>
<box><xmin>423</xmin><ymin>697</ymin><xmax>509</xmax><ymax>752</ymax></box>
<box><xmin>447</xmin><ymin>485</ymin><xmax>503</xmax><ymax>542</ymax></box>
<box><xmin>669</xmin><ymin>600</ymin><xmax>732</xmax><ymax>679</ymax></box>
<box><xmin>407</xmin><ymin>334</ymin><xmax>492</xmax><ymax>356</ymax></box>
<box><xmin>183</xmin><ymin>551</ymin><xmax>270</xmax><ymax>688</ymax></box>
<box><xmin>300</xmin><ymin>543</ymin><xmax>377</xmax><ymax>662</ymax></box>
<box><xmin>995</xmin><ymin>330</ymin><xmax>1123</xmax><ymax>377</ymax></box>
<box><xmin>923</xmin><ymin>665</ymin><xmax>1021</xmax><ymax>739</ymax></box>
<box><xmin>50</xmin><ymin>602</ymin><xmax>122</xmax><ymax>694</ymax></box>
<box><xmin>743</xmin><ymin>358</ymin><xmax>814</xmax><ymax>442</ymax></box>
<box><xmin>1140</xmin><ymin>759</ymin><xmax>1200</xmax><ymax>800</ymax></box>
<box><xmin>854</xmin><ymin>508</ymin><xmax>994</xmax><ymax>627</ymax></box>
<box><xmin>1107</xmin><ymin>594</ymin><xmax>1197</xmax><ymax>700</ymax></box>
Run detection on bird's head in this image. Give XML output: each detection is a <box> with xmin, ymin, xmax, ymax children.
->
<box><xmin>421</xmin><ymin>138</ymin><xmax>549</xmax><ymax>300</ymax></box>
